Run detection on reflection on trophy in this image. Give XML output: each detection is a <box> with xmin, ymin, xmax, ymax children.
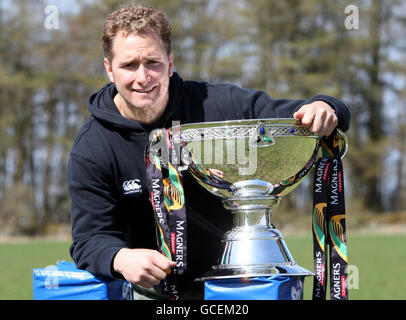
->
<box><xmin>149</xmin><ymin>119</ymin><xmax>347</xmax><ymax>299</ymax></box>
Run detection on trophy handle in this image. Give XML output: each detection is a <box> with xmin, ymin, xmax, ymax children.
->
<box><xmin>336</xmin><ymin>129</ymin><xmax>348</xmax><ymax>159</ymax></box>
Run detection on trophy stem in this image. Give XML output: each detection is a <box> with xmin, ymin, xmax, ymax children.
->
<box><xmin>232</xmin><ymin>208</ymin><xmax>272</xmax><ymax>229</ymax></box>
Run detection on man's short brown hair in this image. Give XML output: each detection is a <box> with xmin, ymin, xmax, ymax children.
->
<box><xmin>103</xmin><ymin>4</ymin><xmax>172</xmax><ymax>61</ymax></box>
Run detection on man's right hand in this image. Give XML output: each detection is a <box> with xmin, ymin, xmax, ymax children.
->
<box><xmin>113</xmin><ymin>248</ymin><xmax>176</xmax><ymax>289</ymax></box>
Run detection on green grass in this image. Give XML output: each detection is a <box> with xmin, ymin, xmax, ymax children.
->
<box><xmin>286</xmin><ymin>234</ymin><xmax>406</xmax><ymax>300</ymax></box>
<box><xmin>0</xmin><ymin>234</ymin><xmax>405</xmax><ymax>300</ymax></box>
<box><xmin>0</xmin><ymin>241</ymin><xmax>72</xmax><ymax>300</ymax></box>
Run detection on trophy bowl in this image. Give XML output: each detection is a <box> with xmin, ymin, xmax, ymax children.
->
<box><xmin>148</xmin><ymin>118</ymin><xmax>347</xmax><ymax>281</ymax></box>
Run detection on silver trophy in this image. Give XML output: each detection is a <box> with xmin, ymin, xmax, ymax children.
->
<box><xmin>149</xmin><ymin>119</ymin><xmax>347</xmax><ymax>283</ymax></box>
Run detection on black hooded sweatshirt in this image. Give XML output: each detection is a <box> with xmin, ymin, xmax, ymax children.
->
<box><xmin>68</xmin><ymin>72</ymin><xmax>350</xmax><ymax>296</ymax></box>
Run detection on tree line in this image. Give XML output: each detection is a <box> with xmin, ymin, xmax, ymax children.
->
<box><xmin>0</xmin><ymin>0</ymin><xmax>405</xmax><ymax>235</ymax></box>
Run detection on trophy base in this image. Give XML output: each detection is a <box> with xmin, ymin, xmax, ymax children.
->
<box><xmin>195</xmin><ymin>193</ymin><xmax>315</xmax><ymax>283</ymax></box>
<box><xmin>195</xmin><ymin>223</ymin><xmax>314</xmax><ymax>282</ymax></box>
<box><xmin>195</xmin><ymin>263</ymin><xmax>313</xmax><ymax>281</ymax></box>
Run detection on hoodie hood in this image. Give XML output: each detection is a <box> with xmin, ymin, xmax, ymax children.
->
<box><xmin>87</xmin><ymin>72</ymin><xmax>184</xmax><ymax>133</ymax></box>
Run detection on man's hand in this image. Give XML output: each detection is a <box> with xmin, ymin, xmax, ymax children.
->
<box><xmin>293</xmin><ymin>101</ymin><xmax>338</xmax><ymax>137</ymax></box>
<box><xmin>113</xmin><ymin>248</ymin><xmax>176</xmax><ymax>289</ymax></box>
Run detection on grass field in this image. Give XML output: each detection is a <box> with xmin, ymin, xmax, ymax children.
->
<box><xmin>0</xmin><ymin>233</ymin><xmax>405</xmax><ymax>300</ymax></box>
<box><xmin>287</xmin><ymin>233</ymin><xmax>406</xmax><ymax>300</ymax></box>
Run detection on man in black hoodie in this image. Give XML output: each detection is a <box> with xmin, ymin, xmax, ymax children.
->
<box><xmin>68</xmin><ymin>4</ymin><xmax>350</xmax><ymax>299</ymax></box>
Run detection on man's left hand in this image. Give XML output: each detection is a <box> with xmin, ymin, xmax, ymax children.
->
<box><xmin>293</xmin><ymin>101</ymin><xmax>338</xmax><ymax>137</ymax></box>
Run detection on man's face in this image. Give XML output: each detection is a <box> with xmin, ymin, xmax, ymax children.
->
<box><xmin>104</xmin><ymin>30</ymin><xmax>173</xmax><ymax>123</ymax></box>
